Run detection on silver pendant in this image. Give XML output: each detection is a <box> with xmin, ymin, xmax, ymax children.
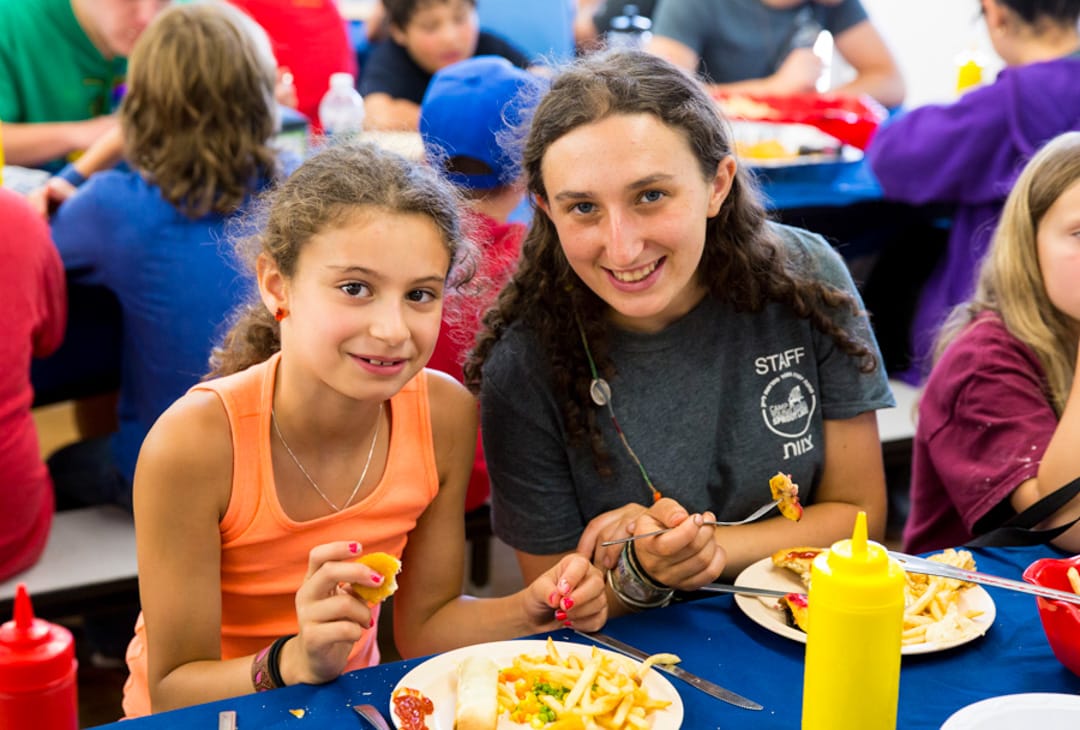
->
<box><xmin>590</xmin><ymin>378</ymin><xmax>612</xmax><ymax>406</ymax></box>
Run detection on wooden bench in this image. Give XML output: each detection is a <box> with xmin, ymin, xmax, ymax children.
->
<box><xmin>0</xmin><ymin>505</ymin><xmax>138</xmax><ymax>621</ymax></box>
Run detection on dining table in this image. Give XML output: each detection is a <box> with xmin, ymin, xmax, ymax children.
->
<box><xmin>90</xmin><ymin>543</ymin><xmax>1080</xmax><ymax>729</ymax></box>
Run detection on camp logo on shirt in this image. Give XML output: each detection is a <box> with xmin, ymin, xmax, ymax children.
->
<box><xmin>755</xmin><ymin>347</ymin><xmax>817</xmax><ymax>458</ymax></box>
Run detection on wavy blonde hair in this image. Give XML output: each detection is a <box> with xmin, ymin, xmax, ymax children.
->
<box><xmin>936</xmin><ymin>131</ymin><xmax>1080</xmax><ymax>414</ymax></box>
<box><xmin>120</xmin><ymin>1</ymin><xmax>280</xmax><ymax>219</ymax></box>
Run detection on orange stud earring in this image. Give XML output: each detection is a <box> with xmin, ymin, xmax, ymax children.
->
<box><xmin>274</xmin><ymin>308</ymin><xmax>287</xmax><ymax>322</ymax></box>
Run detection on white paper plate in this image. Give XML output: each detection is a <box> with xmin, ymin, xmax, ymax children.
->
<box><xmin>729</xmin><ymin>120</ymin><xmax>863</xmax><ymax>167</ymax></box>
<box><xmin>941</xmin><ymin>693</ymin><xmax>1080</xmax><ymax>729</ymax></box>
<box><xmin>732</xmin><ymin>556</ymin><xmax>995</xmax><ymax>655</ymax></box>
<box><xmin>389</xmin><ymin>639</ymin><xmax>684</xmax><ymax>729</ymax></box>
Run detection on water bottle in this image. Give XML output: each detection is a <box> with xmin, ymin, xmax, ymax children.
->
<box><xmin>318</xmin><ymin>72</ymin><xmax>365</xmax><ymax>138</ymax></box>
<box><xmin>801</xmin><ymin>512</ymin><xmax>904</xmax><ymax>730</ymax></box>
<box><xmin>0</xmin><ymin>584</ymin><xmax>79</xmax><ymax>730</ymax></box>
<box><xmin>607</xmin><ymin>5</ymin><xmax>652</xmax><ymax>51</ymax></box>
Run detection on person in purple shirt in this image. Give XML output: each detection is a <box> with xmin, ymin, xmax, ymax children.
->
<box><xmin>867</xmin><ymin>0</ymin><xmax>1080</xmax><ymax>385</ymax></box>
<box><xmin>904</xmin><ymin>132</ymin><xmax>1080</xmax><ymax>554</ymax></box>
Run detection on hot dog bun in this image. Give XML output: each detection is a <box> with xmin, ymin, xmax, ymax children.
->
<box><xmin>351</xmin><ymin>552</ymin><xmax>401</xmax><ymax>604</ymax></box>
<box><xmin>455</xmin><ymin>655</ymin><xmax>498</xmax><ymax>730</ymax></box>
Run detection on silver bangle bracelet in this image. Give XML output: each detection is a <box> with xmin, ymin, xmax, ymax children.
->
<box><xmin>607</xmin><ymin>568</ymin><xmax>673</xmax><ymax>610</ymax></box>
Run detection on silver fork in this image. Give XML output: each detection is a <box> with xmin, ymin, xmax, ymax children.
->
<box><xmin>600</xmin><ymin>499</ymin><xmax>781</xmax><ymax>546</ymax></box>
<box><xmin>352</xmin><ymin>703</ymin><xmax>393</xmax><ymax>730</ymax></box>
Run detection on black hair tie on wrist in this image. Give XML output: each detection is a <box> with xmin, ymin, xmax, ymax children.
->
<box><xmin>268</xmin><ymin>633</ymin><xmax>295</xmax><ymax>689</ymax></box>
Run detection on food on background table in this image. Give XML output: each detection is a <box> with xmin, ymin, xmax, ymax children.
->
<box><xmin>351</xmin><ymin>551</ymin><xmax>401</xmax><ymax>604</ymax></box>
<box><xmin>1067</xmin><ymin>566</ymin><xmax>1080</xmax><ymax>595</ymax></box>
<box><xmin>496</xmin><ymin>637</ymin><xmax>672</xmax><ymax>729</ymax></box>
<box><xmin>393</xmin><ymin>687</ymin><xmax>434</xmax><ymax>730</ymax></box>
<box><xmin>716</xmin><ymin>94</ymin><xmax>779</xmax><ymax>121</ymax></box>
<box><xmin>455</xmin><ymin>656</ymin><xmax>499</xmax><ymax>730</ymax></box>
<box><xmin>771</xmin><ymin>546</ymin><xmax>826</xmax><ymax>587</ymax></box>
<box><xmin>769</xmin><ymin>472</ymin><xmax>803</xmax><ymax>521</ymax></box>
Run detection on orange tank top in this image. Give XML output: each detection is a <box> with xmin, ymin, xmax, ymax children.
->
<box><xmin>122</xmin><ymin>352</ymin><xmax>440</xmax><ymax>717</ymax></box>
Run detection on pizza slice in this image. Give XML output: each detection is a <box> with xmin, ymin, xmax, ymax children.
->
<box><xmin>769</xmin><ymin>472</ymin><xmax>803</xmax><ymax>522</ymax></box>
<box><xmin>771</xmin><ymin>546</ymin><xmax>826</xmax><ymax>588</ymax></box>
<box><xmin>778</xmin><ymin>592</ymin><xmax>810</xmax><ymax>633</ymax></box>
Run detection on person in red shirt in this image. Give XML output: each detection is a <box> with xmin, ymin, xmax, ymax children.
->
<box><xmin>419</xmin><ymin>55</ymin><xmax>545</xmax><ymax>512</ymax></box>
<box><xmin>905</xmin><ymin>131</ymin><xmax>1080</xmax><ymax>554</ymax></box>
<box><xmin>227</xmin><ymin>0</ymin><xmax>357</xmax><ymax>132</ymax></box>
<box><xmin>0</xmin><ymin>188</ymin><xmax>66</xmax><ymax>581</ymax></box>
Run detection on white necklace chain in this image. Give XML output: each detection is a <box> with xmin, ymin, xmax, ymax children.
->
<box><xmin>271</xmin><ymin>402</ymin><xmax>383</xmax><ymax>513</ymax></box>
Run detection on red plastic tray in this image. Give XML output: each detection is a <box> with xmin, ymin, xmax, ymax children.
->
<box><xmin>714</xmin><ymin>91</ymin><xmax>887</xmax><ymax>150</ymax></box>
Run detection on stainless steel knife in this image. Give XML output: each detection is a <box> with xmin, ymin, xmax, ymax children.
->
<box><xmin>572</xmin><ymin>629</ymin><xmax>763</xmax><ymax>710</ymax></box>
<box><xmin>697</xmin><ymin>583</ymin><xmax>791</xmax><ymax>599</ymax></box>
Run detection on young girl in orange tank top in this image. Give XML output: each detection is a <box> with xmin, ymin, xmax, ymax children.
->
<box><xmin>125</xmin><ymin>140</ymin><xmax>608</xmax><ymax>715</ymax></box>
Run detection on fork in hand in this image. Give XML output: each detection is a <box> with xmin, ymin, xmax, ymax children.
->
<box><xmin>599</xmin><ymin>499</ymin><xmax>781</xmax><ymax>547</ymax></box>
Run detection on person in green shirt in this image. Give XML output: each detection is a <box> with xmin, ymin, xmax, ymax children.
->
<box><xmin>0</xmin><ymin>0</ymin><xmax>169</xmax><ymax>170</ymax></box>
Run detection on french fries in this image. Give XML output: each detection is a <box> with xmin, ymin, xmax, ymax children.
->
<box><xmin>496</xmin><ymin>637</ymin><xmax>672</xmax><ymax>729</ymax></box>
<box><xmin>901</xmin><ymin>548</ymin><xmax>985</xmax><ymax>646</ymax></box>
<box><xmin>1067</xmin><ymin>566</ymin><xmax>1080</xmax><ymax>595</ymax></box>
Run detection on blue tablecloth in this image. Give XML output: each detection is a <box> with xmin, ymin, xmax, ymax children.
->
<box><xmin>91</xmin><ymin>544</ymin><xmax>1080</xmax><ymax>729</ymax></box>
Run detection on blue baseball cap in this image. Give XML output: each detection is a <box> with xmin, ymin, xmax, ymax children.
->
<box><xmin>420</xmin><ymin>55</ymin><xmax>545</xmax><ymax>190</ymax></box>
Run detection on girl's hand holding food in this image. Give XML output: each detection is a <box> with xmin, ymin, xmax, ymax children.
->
<box><xmin>524</xmin><ymin>554</ymin><xmax>608</xmax><ymax>633</ymax></box>
<box><xmin>285</xmin><ymin>541</ymin><xmax>390</xmax><ymax>685</ymax></box>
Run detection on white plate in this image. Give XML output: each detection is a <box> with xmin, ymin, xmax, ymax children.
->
<box><xmin>732</xmin><ymin>556</ymin><xmax>995</xmax><ymax>655</ymax></box>
<box><xmin>389</xmin><ymin>639</ymin><xmax>684</xmax><ymax>729</ymax></box>
<box><xmin>728</xmin><ymin>120</ymin><xmax>863</xmax><ymax>168</ymax></box>
<box><xmin>941</xmin><ymin>693</ymin><xmax>1080</xmax><ymax>729</ymax></box>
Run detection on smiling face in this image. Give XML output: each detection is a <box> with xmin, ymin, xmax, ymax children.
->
<box><xmin>263</xmin><ymin>209</ymin><xmax>451</xmax><ymax>404</ymax></box>
<box><xmin>390</xmin><ymin>0</ymin><xmax>480</xmax><ymax>75</ymax></box>
<box><xmin>537</xmin><ymin>113</ymin><xmax>734</xmax><ymax>333</ymax></box>
<box><xmin>1037</xmin><ymin>178</ymin><xmax>1080</xmax><ymax>326</ymax></box>
<box><xmin>75</xmin><ymin>0</ymin><xmax>170</xmax><ymax>58</ymax></box>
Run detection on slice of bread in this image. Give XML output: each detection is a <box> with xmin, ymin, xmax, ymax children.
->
<box><xmin>455</xmin><ymin>655</ymin><xmax>498</xmax><ymax>730</ymax></box>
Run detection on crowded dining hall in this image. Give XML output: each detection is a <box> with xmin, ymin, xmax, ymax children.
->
<box><xmin>2</xmin><ymin>1</ymin><xmax>1080</xmax><ymax>728</ymax></box>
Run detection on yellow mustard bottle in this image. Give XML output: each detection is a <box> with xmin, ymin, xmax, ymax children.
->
<box><xmin>801</xmin><ymin>511</ymin><xmax>905</xmax><ymax>730</ymax></box>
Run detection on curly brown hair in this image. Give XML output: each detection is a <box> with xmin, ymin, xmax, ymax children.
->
<box><xmin>208</xmin><ymin>142</ymin><xmax>473</xmax><ymax>378</ymax></box>
<box><xmin>120</xmin><ymin>2</ymin><xmax>280</xmax><ymax>219</ymax></box>
<box><xmin>463</xmin><ymin>49</ymin><xmax>876</xmax><ymax>474</ymax></box>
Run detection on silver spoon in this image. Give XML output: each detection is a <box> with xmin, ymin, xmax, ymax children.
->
<box><xmin>600</xmin><ymin>499</ymin><xmax>781</xmax><ymax>546</ymax></box>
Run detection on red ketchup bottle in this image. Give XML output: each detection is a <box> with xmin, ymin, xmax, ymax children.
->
<box><xmin>0</xmin><ymin>584</ymin><xmax>79</xmax><ymax>730</ymax></box>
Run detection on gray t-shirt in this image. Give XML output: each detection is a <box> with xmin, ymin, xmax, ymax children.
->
<box><xmin>651</xmin><ymin>0</ymin><xmax>868</xmax><ymax>84</ymax></box>
<box><xmin>480</xmin><ymin>224</ymin><xmax>893</xmax><ymax>555</ymax></box>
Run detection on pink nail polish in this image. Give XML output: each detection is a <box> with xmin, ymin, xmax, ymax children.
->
<box><xmin>555</xmin><ymin>609</ymin><xmax>567</xmax><ymax>621</ymax></box>
<box><xmin>558</xmin><ymin>579</ymin><xmax>570</xmax><ymax>593</ymax></box>
<box><xmin>562</xmin><ymin>620</ymin><xmax>573</xmax><ymax>628</ymax></box>
<box><xmin>348</xmin><ymin>542</ymin><xmax>359</xmax><ymax>554</ymax></box>
<box><xmin>548</xmin><ymin>591</ymin><xmax>560</xmax><ymax>605</ymax></box>
<box><xmin>561</xmin><ymin>596</ymin><xmax>575</xmax><ymax>610</ymax></box>
<box><xmin>371</xmin><ymin>574</ymin><xmax>382</xmax><ymax>584</ymax></box>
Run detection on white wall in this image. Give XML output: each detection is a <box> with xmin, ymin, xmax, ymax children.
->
<box><xmin>842</xmin><ymin>0</ymin><xmax>1002</xmax><ymax>107</ymax></box>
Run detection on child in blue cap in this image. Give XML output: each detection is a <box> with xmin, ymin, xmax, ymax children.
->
<box><xmin>420</xmin><ymin>54</ymin><xmax>545</xmax><ymax>517</ymax></box>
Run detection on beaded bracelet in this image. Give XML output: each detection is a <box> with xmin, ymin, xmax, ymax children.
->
<box><xmin>251</xmin><ymin>634</ymin><xmax>294</xmax><ymax>692</ymax></box>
